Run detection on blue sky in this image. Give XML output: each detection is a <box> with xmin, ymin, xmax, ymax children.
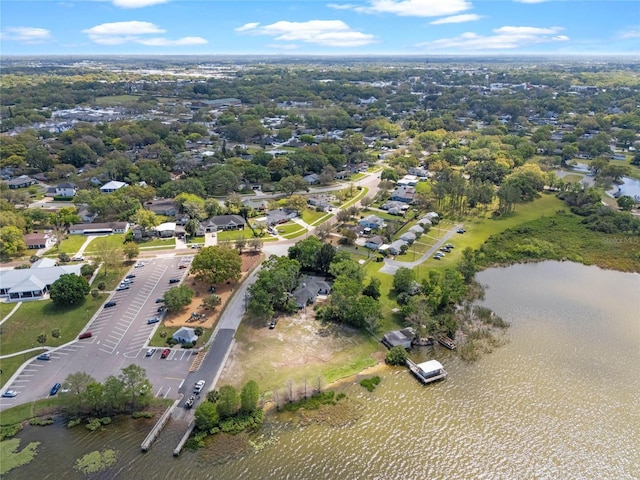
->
<box><xmin>1</xmin><ymin>0</ymin><xmax>639</xmax><ymax>56</ymax></box>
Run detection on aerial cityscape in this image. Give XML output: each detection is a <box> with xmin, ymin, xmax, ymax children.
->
<box><xmin>0</xmin><ymin>0</ymin><xmax>639</xmax><ymax>478</ymax></box>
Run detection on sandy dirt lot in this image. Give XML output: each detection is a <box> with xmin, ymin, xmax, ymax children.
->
<box><xmin>163</xmin><ymin>252</ymin><xmax>262</xmax><ymax>329</ymax></box>
<box><xmin>218</xmin><ymin>302</ymin><xmax>385</xmax><ymax>395</ymax></box>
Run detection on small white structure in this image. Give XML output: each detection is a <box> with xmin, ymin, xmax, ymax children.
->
<box><xmin>100</xmin><ymin>180</ymin><xmax>128</xmax><ymax>193</ymax></box>
<box><xmin>173</xmin><ymin>327</ymin><xmax>198</xmax><ymax>344</ymax></box>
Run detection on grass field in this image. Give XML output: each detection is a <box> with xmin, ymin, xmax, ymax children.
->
<box><xmin>301</xmin><ymin>209</ymin><xmax>330</xmax><ymax>225</ymax></box>
<box><xmin>85</xmin><ymin>234</ymin><xmax>126</xmax><ymax>253</ymax></box>
<box><xmin>56</xmin><ymin>235</ymin><xmax>88</xmax><ymax>255</ymax></box>
<box><xmin>136</xmin><ymin>238</ymin><xmax>175</xmax><ymax>248</ymax></box>
<box><xmin>93</xmin><ymin>95</ymin><xmax>140</xmax><ymax>106</ymax></box>
<box><xmin>0</xmin><ymin>295</ymin><xmax>105</xmax><ymax>357</ymax></box>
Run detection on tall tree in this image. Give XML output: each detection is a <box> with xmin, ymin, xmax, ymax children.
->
<box><xmin>240</xmin><ymin>380</ymin><xmax>260</xmax><ymax>413</ymax></box>
<box><xmin>190</xmin><ymin>246</ymin><xmax>242</xmax><ymax>285</ymax></box>
<box><xmin>217</xmin><ymin>385</ymin><xmax>239</xmax><ymax>419</ymax></box>
<box><xmin>50</xmin><ymin>274</ymin><xmax>90</xmax><ymax>306</ymax></box>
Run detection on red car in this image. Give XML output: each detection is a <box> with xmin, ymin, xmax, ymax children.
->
<box><xmin>78</xmin><ymin>332</ymin><xmax>92</xmax><ymax>339</ymax></box>
<box><xmin>160</xmin><ymin>348</ymin><xmax>171</xmax><ymax>359</ymax></box>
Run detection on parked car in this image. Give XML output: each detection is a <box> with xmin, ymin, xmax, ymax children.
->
<box><xmin>134</xmin><ymin>262</ymin><xmax>145</xmax><ymax>268</ymax></box>
<box><xmin>155</xmin><ymin>298</ymin><xmax>164</xmax><ymax>303</ymax></box>
<box><xmin>178</xmin><ymin>264</ymin><xmax>188</xmax><ymax>269</ymax></box>
<box><xmin>185</xmin><ymin>395</ymin><xmax>196</xmax><ymax>409</ymax></box>
<box><xmin>104</xmin><ymin>301</ymin><xmax>117</xmax><ymax>308</ymax></box>
<box><xmin>169</xmin><ymin>278</ymin><xmax>180</xmax><ymax>284</ymax></box>
<box><xmin>116</xmin><ymin>284</ymin><xmax>129</xmax><ymax>291</ymax></box>
<box><xmin>2</xmin><ymin>390</ymin><xmax>18</xmax><ymax>398</ymax></box>
<box><xmin>457</xmin><ymin>228</ymin><xmax>466</xmax><ymax>234</ymax></box>
<box><xmin>78</xmin><ymin>331</ymin><xmax>92</xmax><ymax>339</ymax></box>
<box><xmin>147</xmin><ymin>317</ymin><xmax>160</xmax><ymax>325</ymax></box>
<box><xmin>269</xmin><ymin>321</ymin><xmax>276</xmax><ymax>329</ymax></box>
<box><xmin>160</xmin><ymin>348</ymin><xmax>171</xmax><ymax>359</ymax></box>
<box><xmin>445</xmin><ymin>243</ymin><xmax>454</xmax><ymax>249</ymax></box>
<box><xmin>194</xmin><ymin>380</ymin><xmax>205</xmax><ymax>394</ymax></box>
<box><xmin>71</xmin><ymin>256</ymin><xmax>84</xmax><ymax>261</ymax></box>
<box><xmin>145</xmin><ymin>348</ymin><xmax>156</xmax><ymax>357</ymax></box>
<box><xmin>157</xmin><ymin>306</ymin><xmax>167</xmax><ymax>313</ymax></box>
<box><xmin>37</xmin><ymin>352</ymin><xmax>51</xmax><ymax>360</ymax></box>
<box><xmin>50</xmin><ymin>383</ymin><xmax>61</xmax><ymax>396</ymax></box>
<box><xmin>125</xmin><ymin>274</ymin><xmax>136</xmax><ymax>279</ymax></box>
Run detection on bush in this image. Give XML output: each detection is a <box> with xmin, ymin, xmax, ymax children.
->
<box><xmin>181</xmin><ymin>341</ymin><xmax>194</xmax><ymax>349</ymax></box>
<box><xmin>166</xmin><ymin>337</ymin><xmax>178</xmax><ymax>346</ymax></box>
<box><xmin>359</xmin><ymin>376</ymin><xmax>381</xmax><ymax>392</ymax></box>
<box><xmin>81</xmin><ymin>263</ymin><xmax>97</xmax><ymax>277</ymax></box>
<box><xmin>14</xmin><ymin>263</ymin><xmax>31</xmax><ymax>269</ymax></box>
<box><xmin>85</xmin><ymin>418</ymin><xmax>102</xmax><ymax>431</ymax></box>
<box><xmin>132</xmin><ymin>411</ymin><xmax>154</xmax><ymax>419</ymax></box>
<box><xmin>99</xmin><ymin>417</ymin><xmax>112</xmax><ymax>425</ymax></box>
<box><xmin>385</xmin><ymin>346</ymin><xmax>408</xmax><ymax>366</ymax></box>
<box><xmin>281</xmin><ymin>391</ymin><xmax>337</xmax><ymax>412</ymax></box>
<box><xmin>67</xmin><ymin>419</ymin><xmax>82</xmax><ymax>428</ymax></box>
<box><xmin>29</xmin><ymin>417</ymin><xmax>54</xmax><ymax>426</ymax></box>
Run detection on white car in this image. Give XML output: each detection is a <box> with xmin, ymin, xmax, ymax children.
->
<box><xmin>194</xmin><ymin>380</ymin><xmax>205</xmax><ymax>394</ymax></box>
<box><xmin>2</xmin><ymin>390</ymin><xmax>18</xmax><ymax>397</ymax></box>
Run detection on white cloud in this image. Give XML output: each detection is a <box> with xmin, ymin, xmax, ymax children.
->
<box><xmin>109</xmin><ymin>0</ymin><xmax>170</xmax><ymax>8</ymax></box>
<box><xmin>420</xmin><ymin>25</ymin><xmax>568</xmax><ymax>51</ymax></box>
<box><xmin>236</xmin><ymin>20</ymin><xmax>375</xmax><ymax>47</ymax></box>
<box><xmin>83</xmin><ymin>21</ymin><xmax>206</xmax><ymax>46</ymax></box>
<box><xmin>0</xmin><ymin>27</ymin><xmax>52</xmax><ymax>43</ymax></box>
<box><xmin>430</xmin><ymin>14</ymin><xmax>483</xmax><ymax>25</ymax></box>
<box><xmin>329</xmin><ymin>0</ymin><xmax>471</xmax><ymax>17</ymax></box>
<box><xmin>619</xmin><ymin>27</ymin><xmax>640</xmax><ymax>39</ymax></box>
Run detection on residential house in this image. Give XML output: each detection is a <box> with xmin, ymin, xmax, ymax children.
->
<box><xmin>307</xmin><ymin>194</ymin><xmax>331</xmax><ymax>210</ymax></box>
<box><xmin>364</xmin><ymin>235</ymin><xmax>384</xmax><ymax>250</ymax></box>
<box><xmin>207</xmin><ymin>214</ymin><xmax>246</xmax><ymax>231</ymax></box>
<box><xmin>266</xmin><ymin>208</ymin><xmax>297</xmax><ymax>226</ymax></box>
<box><xmin>77</xmin><ymin>205</ymin><xmax>98</xmax><ymax>223</ymax></box>
<box><xmin>292</xmin><ymin>275</ymin><xmax>333</xmax><ymax>309</ymax></box>
<box><xmin>145</xmin><ymin>199</ymin><xmax>178</xmax><ymax>216</ymax></box>
<box><xmin>242</xmin><ymin>198</ymin><xmax>269</xmax><ymax>212</ymax></box>
<box><xmin>69</xmin><ymin>222</ymin><xmax>129</xmax><ymax>235</ymax></box>
<box><xmin>303</xmin><ymin>173</ymin><xmax>319</xmax><ymax>185</ymax></box>
<box><xmin>334</xmin><ymin>170</ymin><xmax>351</xmax><ymax>180</ymax></box>
<box><xmin>397</xmin><ymin>175</ymin><xmax>419</xmax><ymax>186</ymax></box>
<box><xmin>380</xmin><ymin>200</ymin><xmax>405</xmax><ymax>211</ymax></box>
<box><xmin>153</xmin><ymin>222</ymin><xmax>177</xmax><ymax>238</ymax></box>
<box><xmin>390</xmin><ymin>185</ymin><xmax>416</xmax><ymax>203</ymax></box>
<box><xmin>399</xmin><ymin>232</ymin><xmax>416</xmax><ymax>245</ymax></box>
<box><xmin>408</xmin><ymin>225</ymin><xmax>424</xmax><ymax>236</ymax></box>
<box><xmin>23</xmin><ymin>233</ymin><xmax>52</xmax><ymax>250</ymax></box>
<box><xmin>387</xmin><ymin>239</ymin><xmax>408</xmax><ymax>255</ymax></box>
<box><xmin>55</xmin><ymin>182</ymin><xmax>77</xmax><ymax>197</ymax></box>
<box><xmin>359</xmin><ymin>215</ymin><xmax>386</xmax><ymax>230</ymax></box>
<box><xmin>100</xmin><ymin>180</ymin><xmax>128</xmax><ymax>193</ymax></box>
<box><xmin>5</xmin><ymin>175</ymin><xmax>36</xmax><ymax>189</ymax></box>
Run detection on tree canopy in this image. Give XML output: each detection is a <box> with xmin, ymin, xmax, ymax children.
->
<box><xmin>50</xmin><ymin>273</ymin><xmax>90</xmax><ymax>306</ymax></box>
<box><xmin>190</xmin><ymin>246</ymin><xmax>242</xmax><ymax>285</ymax></box>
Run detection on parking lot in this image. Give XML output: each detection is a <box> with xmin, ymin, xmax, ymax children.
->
<box><xmin>1</xmin><ymin>255</ymin><xmax>198</xmax><ymax>407</ymax></box>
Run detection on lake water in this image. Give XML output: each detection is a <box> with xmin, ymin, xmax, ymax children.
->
<box><xmin>6</xmin><ymin>262</ymin><xmax>640</xmax><ymax>479</ymax></box>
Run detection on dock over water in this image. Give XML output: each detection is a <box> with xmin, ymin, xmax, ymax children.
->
<box><xmin>406</xmin><ymin>358</ymin><xmax>448</xmax><ymax>385</ymax></box>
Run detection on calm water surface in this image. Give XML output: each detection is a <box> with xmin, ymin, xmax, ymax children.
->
<box><xmin>7</xmin><ymin>262</ymin><xmax>640</xmax><ymax>479</ymax></box>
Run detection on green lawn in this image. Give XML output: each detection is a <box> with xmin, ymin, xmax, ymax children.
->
<box><xmin>56</xmin><ymin>235</ymin><xmax>89</xmax><ymax>255</ymax></box>
<box><xmin>301</xmin><ymin>209</ymin><xmax>330</xmax><ymax>225</ymax></box>
<box><xmin>340</xmin><ymin>186</ymin><xmax>369</xmax><ymax>209</ymax></box>
<box><xmin>136</xmin><ymin>238</ymin><xmax>175</xmax><ymax>248</ymax></box>
<box><xmin>93</xmin><ymin>94</ymin><xmax>140</xmax><ymax>106</ymax></box>
<box><xmin>215</xmin><ymin>229</ymin><xmax>252</xmax><ymax>242</ymax></box>
<box><xmin>84</xmin><ymin>234</ymin><xmax>126</xmax><ymax>253</ymax></box>
<box><xmin>0</xmin><ymin>302</ymin><xmax>15</xmax><ymax>320</ymax></box>
<box><xmin>0</xmin><ymin>395</ymin><xmax>64</xmax><ymax>426</ymax></box>
<box><xmin>0</xmin><ymin>295</ymin><xmax>105</xmax><ymax>357</ymax></box>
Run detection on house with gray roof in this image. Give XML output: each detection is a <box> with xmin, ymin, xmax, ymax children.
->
<box><xmin>292</xmin><ymin>275</ymin><xmax>332</xmax><ymax>309</ymax></box>
<box><xmin>387</xmin><ymin>239</ymin><xmax>408</xmax><ymax>255</ymax></box>
<box><xmin>173</xmin><ymin>327</ymin><xmax>198</xmax><ymax>344</ymax></box>
<box><xmin>359</xmin><ymin>215</ymin><xmax>386</xmax><ymax>230</ymax></box>
<box><xmin>266</xmin><ymin>208</ymin><xmax>297</xmax><ymax>226</ymax></box>
<box><xmin>381</xmin><ymin>327</ymin><xmax>416</xmax><ymax>349</ymax></box>
<box><xmin>364</xmin><ymin>235</ymin><xmax>384</xmax><ymax>250</ymax></box>
<box><xmin>399</xmin><ymin>232</ymin><xmax>416</xmax><ymax>244</ymax></box>
<box><xmin>5</xmin><ymin>175</ymin><xmax>36</xmax><ymax>189</ymax></box>
<box><xmin>408</xmin><ymin>225</ymin><xmax>424</xmax><ymax>236</ymax></box>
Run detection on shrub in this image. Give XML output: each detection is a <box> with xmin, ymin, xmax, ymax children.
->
<box><xmin>14</xmin><ymin>263</ymin><xmax>31</xmax><ymax>269</ymax></box>
<box><xmin>85</xmin><ymin>418</ymin><xmax>102</xmax><ymax>431</ymax></box>
<box><xmin>166</xmin><ymin>337</ymin><xmax>178</xmax><ymax>346</ymax></box>
<box><xmin>99</xmin><ymin>417</ymin><xmax>112</xmax><ymax>425</ymax></box>
<box><xmin>67</xmin><ymin>419</ymin><xmax>82</xmax><ymax>428</ymax></box>
<box><xmin>132</xmin><ymin>411</ymin><xmax>154</xmax><ymax>419</ymax></box>
<box><xmin>29</xmin><ymin>417</ymin><xmax>54</xmax><ymax>426</ymax></box>
<box><xmin>385</xmin><ymin>346</ymin><xmax>408</xmax><ymax>366</ymax></box>
<box><xmin>281</xmin><ymin>391</ymin><xmax>337</xmax><ymax>412</ymax></box>
<box><xmin>0</xmin><ymin>424</ymin><xmax>22</xmax><ymax>440</ymax></box>
<box><xmin>81</xmin><ymin>263</ymin><xmax>97</xmax><ymax>277</ymax></box>
<box><xmin>359</xmin><ymin>376</ymin><xmax>381</xmax><ymax>392</ymax></box>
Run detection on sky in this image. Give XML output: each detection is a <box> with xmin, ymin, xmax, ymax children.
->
<box><xmin>1</xmin><ymin>0</ymin><xmax>639</xmax><ymax>56</ymax></box>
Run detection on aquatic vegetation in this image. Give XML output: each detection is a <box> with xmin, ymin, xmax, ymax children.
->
<box><xmin>74</xmin><ymin>449</ymin><xmax>117</xmax><ymax>474</ymax></box>
<box><xmin>0</xmin><ymin>438</ymin><xmax>40</xmax><ymax>475</ymax></box>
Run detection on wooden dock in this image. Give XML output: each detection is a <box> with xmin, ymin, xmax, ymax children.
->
<box><xmin>406</xmin><ymin>359</ymin><xmax>448</xmax><ymax>385</ymax></box>
<box><xmin>437</xmin><ymin>336</ymin><xmax>457</xmax><ymax>350</ymax></box>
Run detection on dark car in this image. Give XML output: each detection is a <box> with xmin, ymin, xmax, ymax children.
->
<box><xmin>104</xmin><ymin>301</ymin><xmax>117</xmax><ymax>308</ymax></box>
<box><xmin>37</xmin><ymin>352</ymin><xmax>51</xmax><ymax>360</ymax></box>
<box><xmin>178</xmin><ymin>264</ymin><xmax>188</xmax><ymax>269</ymax></box>
<box><xmin>155</xmin><ymin>298</ymin><xmax>164</xmax><ymax>303</ymax></box>
<box><xmin>457</xmin><ymin>228</ymin><xmax>466</xmax><ymax>234</ymax></box>
<box><xmin>125</xmin><ymin>274</ymin><xmax>136</xmax><ymax>279</ymax></box>
<box><xmin>78</xmin><ymin>331</ymin><xmax>92</xmax><ymax>339</ymax></box>
<box><xmin>160</xmin><ymin>348</ymin><xmax>171</xmax><ymax>359</ymax></box>
<box><xmin>169</xmin><ymin>278</ymin><xmax>180</xmax><ymax>284</ymax></box>
<box><xmin>50</xmin><ymin>383</ymin><xmax>61</xmax><ymax>396</ymax></box>
<box><xmin>157</xmin><ymin>306</ymin><xmax>167</xmax><ymax>313</ymax></box>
